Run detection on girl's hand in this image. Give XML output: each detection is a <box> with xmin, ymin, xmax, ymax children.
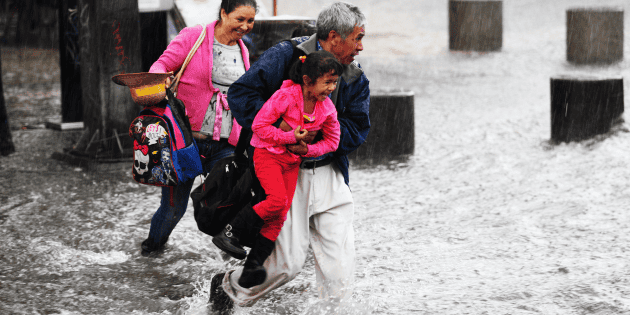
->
<box><xmin>279</xmin><ymin>121</ymin><xmax>316</xmax><ymax>143</ymax></box>
<box><xmin>294</xmin><ymin>126</ymin><xmax>308</xmax><ymax>142</ymax></box>
<box><xmin>278</xmin><ymin>119</ymin><xmax>292</xmax><ymax>132</ymax></box>
<box><xmin>303</xmin><ymin>130</ymin><xmax>318</xmax><ymax>144</ymax></box>
<box><xmin>287</xmin><ymin>140</ymin><xmax>308</xmax><ymax>155</ymax></box>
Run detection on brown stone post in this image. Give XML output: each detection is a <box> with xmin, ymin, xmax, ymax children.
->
<box><xmin>566</xmin><ymin>8</ymin><xmax>623</xmax><ymax>65</ymax></box>
<box><xmin>449</xmin><ymin>0</ymin><xmax>502</xmax><ymax>52</ymax></box>
<box><xmin>349</xmin><ymin>89</ymin><xmax>415</xmax><ymax>165</ymax></box>
<box><xmin>550</xmin><ymin>76</ymin><xmax>624</xmax><ymax>143</ymax></box>
<box><xmin>247</xmin><ymin>18</ymin><xmax>316</xmax><ymax>64</ymax></box>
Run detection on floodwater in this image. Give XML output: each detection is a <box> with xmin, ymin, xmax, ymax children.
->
<box><xmin>3</xmin><ymin>0</ymin><xmax>630</xmax><ymax>314</ymax></box>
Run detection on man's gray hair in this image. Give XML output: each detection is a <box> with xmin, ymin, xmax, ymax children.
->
<box><xmin>316</xmin><ymin>2</ymin><xmax>366</xmax><ymax>40</ymax></box>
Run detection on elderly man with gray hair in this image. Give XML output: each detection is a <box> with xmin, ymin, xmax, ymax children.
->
<box><xmin>210</xmin><ymin>2</ymin><xmax>369</xmax><ymax>312</ymax></box>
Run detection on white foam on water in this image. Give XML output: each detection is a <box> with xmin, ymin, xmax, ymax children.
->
<box><xmin>30</xmin><ymin>238</ymin><xmax>130</xmax><ymax>273</ymax></box>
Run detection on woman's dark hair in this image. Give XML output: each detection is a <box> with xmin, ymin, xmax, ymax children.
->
<box><xmin>218</xmin><ymin>0</ymin><xmax>258</xmax><ymax>20</ymax></box>
<box><xmin>289</xmin><ymin>50</ymin><xmax>343</xmax><ymax>85</ymax></box>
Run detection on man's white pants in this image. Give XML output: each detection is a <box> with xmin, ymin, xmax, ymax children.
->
<box><xmin>222</xmin><ymin>163</ymin><xmax>356</xmax><ymax>307</ymax></box>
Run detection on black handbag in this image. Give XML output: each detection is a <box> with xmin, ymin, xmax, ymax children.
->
<box><xmin>190</xmin><ymin>128</ymin><xmax>265</xmax><ymax>247</ymax></box>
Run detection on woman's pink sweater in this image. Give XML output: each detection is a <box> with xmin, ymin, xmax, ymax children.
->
<box><xmin>251</xmin><ymin>80</ymin><xmax>340</xmax><ymax>158</ymax></box>
<box><xmin>149</xmin><ymin>21</ymin><xmax>250</xmax><ymax>146</ymax></box>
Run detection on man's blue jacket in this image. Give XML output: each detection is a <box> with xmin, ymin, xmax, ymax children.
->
<box><xmin>228</xmin><ymin>35</ymin><xmax>371</xmax><ymax>186</ymax></box>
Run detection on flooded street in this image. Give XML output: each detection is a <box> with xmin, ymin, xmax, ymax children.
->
<box><xmin>3</xmin><ymin>0</ymin><xmax>630</xmax><ymax>314</ymax></box>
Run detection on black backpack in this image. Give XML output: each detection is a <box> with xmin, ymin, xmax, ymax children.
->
<box><xmin>190</xmin><ymin>128</ymin><xmax>265</xmax><ymax>248</ymax></box>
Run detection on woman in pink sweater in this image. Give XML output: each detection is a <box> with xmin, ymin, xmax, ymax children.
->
<box><xmin>213</xmin><ymin>50</ymin><xmax>342</xmax><ymax>288</ymax></box>
<box><xmin>141</xmin><ymin>0</ymin><xmax>257</xmax><ymax>256</ymax></box>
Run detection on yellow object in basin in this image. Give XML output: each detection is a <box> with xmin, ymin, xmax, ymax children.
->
<box><xmin>111</xmin><ymin>72</ymin><xmax>172</xmax><ymax>106</ymax></box>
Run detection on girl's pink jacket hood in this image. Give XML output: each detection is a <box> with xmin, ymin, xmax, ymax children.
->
<box><xmin>149</xmin><ymin>21</ymin><xmax>250</xmax><ymax>146</ymax></box>
<box><xmin>250</xmin><ymin>80</ymin><xmax>340</xmax><ymax>158</ymax></box>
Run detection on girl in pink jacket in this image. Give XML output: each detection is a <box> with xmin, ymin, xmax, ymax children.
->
<box><xmin>213</xmin><ymin>50</ymin><xmax>342</xmax><ymax>288</ymax></box>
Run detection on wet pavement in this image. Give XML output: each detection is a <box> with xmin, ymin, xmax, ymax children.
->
<box><xmin>0</xmin><ymin>44</ymin><xmax>316</xmax><ymax>315</ymax></box>
<box><xmin>4</xmin><ymin>0</ymin><xmax>630</xmax><ymax>314</ymax></box>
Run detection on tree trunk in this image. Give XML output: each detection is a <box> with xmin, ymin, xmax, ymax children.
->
<box><xmin>75</xmin><ymin>0</ymin><xmax>141</xmax><ymax>157</ymax></box>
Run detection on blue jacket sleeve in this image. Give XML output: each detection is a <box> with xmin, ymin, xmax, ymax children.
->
<box><xmin>335</xmin><ymin>73</ymin><xmax>371</xmax><ymax>157</ymax></box>
<box><xmin>228</xmin><ymin>41</ymin><xmax>296</xmax><ymax>129</ymax></box>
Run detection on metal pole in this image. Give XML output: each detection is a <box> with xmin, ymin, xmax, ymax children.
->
<box><xmin>59</xmin><ymin>0</ymin><xmax>83</xmax><ymax>123</ymax></box>
<box><xmin>0</xmin><ymin>56</ymin><xmax>15</xmax><ymax>156</ymax></box>
<box><xmin>273</xmin><ymin>0</ymin><xmax>277</xmax><ymax>16</ymax></box>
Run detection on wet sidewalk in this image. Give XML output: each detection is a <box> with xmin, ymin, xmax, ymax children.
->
<box><xmin>1</xmin><ymin>46</ymin><xmax>83</xmax><ymax>196</ymax></box>
<box><xmin>0</xmin><ymin>46</ymin><xmax>125</xmax><ymax>195</ymax></box>
<box><xmin>0</xmin><ymin>46</ymin><xmax>205</xmax><ymax>314</ymax></box>
<box><xmin>4</xmin><ymin>0</ymin><xmax>630</xmax><ymax>312</ymax></box>
<box><xmin>0</xmin><ymin>45</ymin><xmax>288</xmax><ymax>315</ymax></box>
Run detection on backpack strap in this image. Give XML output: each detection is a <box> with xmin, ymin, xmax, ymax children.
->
<box><xmin>283</xmin><ymin>39</ymin><xmax>306</xmax><ymax>80</ymax></box>
<box><xmin>234</xmin><ymin>128</ymin><xmax>252</xmax><ymax>164</ymax></box>
<box><xmin>165</xmin><ymin>88</ymin><xmax>194</xmax><ymax>146</ymax></box>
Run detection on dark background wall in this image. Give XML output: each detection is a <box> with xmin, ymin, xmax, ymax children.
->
<box><xmin>0</xmin><ymin>0</ymin><xmax>60</xmax><ymax>48</ymax></box>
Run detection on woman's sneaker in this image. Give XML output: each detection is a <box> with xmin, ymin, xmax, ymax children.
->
<box><xmin>140</xmin><ymin>238</ymin><xmax>166</xmax><ymax>257</ymax></box>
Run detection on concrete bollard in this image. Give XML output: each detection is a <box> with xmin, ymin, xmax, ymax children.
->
<box><xmin>449</xmin><ymin>0</ymin><xmax>502</xmax><ymax>52</ymax></box>
<box><xmin>349</xmin><ymin>89</ymin><xmax>415</xmax><ymax>165</ymax></box>
<box><xmin>550</xmin><ymin>76</ymin><xmax>624</xmax><ymax>143</ymax></box>
<box><xmin>244</xmin><ymin>17</ymin><xmax>316</xmax><ymax>65</ymax></box>
<box><xmin>566</xmin><ymin>8</ymin><xmax>624</xmax><ymax>64</ymax></box>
